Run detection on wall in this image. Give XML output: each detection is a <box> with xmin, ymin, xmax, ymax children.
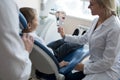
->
<box><xmin>15</xmin><ymin>0</ymin><xmax>41</xmax><ymax>15</ymax></box>
<box><xmin>63</xmin><ymin>15</ymin><xmax>92</xmax><ymax>34</ymax></box>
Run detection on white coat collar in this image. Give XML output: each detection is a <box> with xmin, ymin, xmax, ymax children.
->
<box><xmin>101</xmin><ymin>15</ymin><xmax>116</xmax><ymax>26</ymax></box>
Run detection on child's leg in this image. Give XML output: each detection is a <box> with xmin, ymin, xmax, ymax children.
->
<box><xmin>54</xmin><ymin>42</ymin><xmax>83</xmax><ymax>60</ymax></box>
<box><xmin>47</xmin><ymin>39</ymin><xmax>65</xmax><ymax>50</ymax></box>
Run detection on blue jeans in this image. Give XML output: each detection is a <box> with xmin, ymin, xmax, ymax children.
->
<box><xmin>47</xmin><ymin>39</ymin><xmax>83</xmax><ymax>62</ymax></box>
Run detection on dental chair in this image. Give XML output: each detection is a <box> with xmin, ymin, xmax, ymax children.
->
<box><xmin>19</xmin><ymin>12</ymin><xmax>89</xmax><ymax>80</ymax></box>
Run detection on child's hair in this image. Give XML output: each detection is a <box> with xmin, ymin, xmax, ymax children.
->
<box><xmin>20</xmin><ymin>7</ymin><xmax>37</xmax><ymax>33</ymax></box>
<box><xmin>20</xmin><ymin>7</ymin><xmax>37</xmax><ymax>23</ymax></box>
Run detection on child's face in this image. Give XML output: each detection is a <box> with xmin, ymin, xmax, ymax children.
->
<box><xmin>22</xmin><ymin>15</ymin><xmax>38</xmax><ymax>33</ymax></box>
<box><xmin>26</xmin><ymin>15</ymin><xmax>38</xmax><ymax>33</ymax></box>
<box><xmin>30</xmin><ymin>15</ymin><xmax>38</xmax><ymax>32</ymax></box>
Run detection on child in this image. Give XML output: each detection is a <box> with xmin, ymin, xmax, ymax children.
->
<box><xmin>20</xmin><ymin>7</ymin><xmax>81</xmax><ymax>66</ymax></box>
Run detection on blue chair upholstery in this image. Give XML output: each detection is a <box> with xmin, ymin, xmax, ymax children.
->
<box><xmin>19</xmin><ymin>12</ymin><xmax>27</xmax><ymax>29</ymax></box>
<box><xmin>19</xmin><ymin>12</ymin><xmax>89</xmax><ymax>80</ymax></box>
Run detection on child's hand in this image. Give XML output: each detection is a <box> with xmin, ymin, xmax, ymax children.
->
<box><xmin>59</xmin><ymin>60</ymin><xmax>69</xmax><ymax>67</ymax></box>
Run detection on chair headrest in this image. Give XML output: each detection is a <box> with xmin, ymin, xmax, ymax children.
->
<box><xmin>19</xmin><ymin>12</ymin><xmax>27</xmax><ymax>30</ymax></box>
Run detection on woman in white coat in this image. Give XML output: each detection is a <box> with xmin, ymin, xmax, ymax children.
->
<box><xmin>0</xmin><ymin>0</ymin><xmax>34</xmax><ymax>80</ymax></box>
<box><xmin>58</xmin><ymin>0</ymin><xmax>120</xmax><ymax>80</ymax></box>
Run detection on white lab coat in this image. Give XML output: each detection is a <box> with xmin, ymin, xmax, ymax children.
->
<box><xmin>64</xmin><ymin>15</ymin><xmax>120</xmax><ymax>80</ymax></box>
<box><xmin>0</xmin><ymin>0</ymin><xmax>31</xmax><ymax>80</ymax></box>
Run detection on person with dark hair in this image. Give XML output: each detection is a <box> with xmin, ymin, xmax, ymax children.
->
<box><xmin>20</xmin><ymin>7</ymin><xmax>38</xmax><ymax>33</ymax></box>
<box><xmin>20</xmin><ymin>7</ymin><xmax>83</xmax><ymax>63</ymax></box>
<box><xmin>58</xmin><ymin>0</ymin><xmax>120</xmax><ymax>80</ymax></box>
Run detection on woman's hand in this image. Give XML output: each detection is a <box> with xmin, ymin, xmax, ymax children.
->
<box><xmin>22</xmin><ymin>33</ymin><xmax>34</xmax><ymax>53</ymax></box>
<box><xmin>74</xmin><ymin>63</ymin><xmax>84</xmax><ymax>71</ymax></box>
<box><xmin>58</xmin><ymin>27</ymin><xmax>65</xmax><ymax>38</ymax></box>
<box><xmin>59</xmin><ymin>60</ymin><xmax>69</xmax><ymax>67</ymax></box>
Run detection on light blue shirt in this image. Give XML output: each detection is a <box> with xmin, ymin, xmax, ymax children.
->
<box><xmin>64</xmin><ymin>15</ymin><xmax>120</xmax><ymax>80</ymax></box>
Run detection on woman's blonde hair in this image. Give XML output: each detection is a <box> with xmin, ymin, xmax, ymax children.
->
<box><xmin>96</xmin><ymin>0</ymin><xmax>116</xmax><ymax>15</ymax></box>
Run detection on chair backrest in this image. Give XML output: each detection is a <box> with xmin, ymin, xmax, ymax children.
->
<box><xmin>32</xmin><ymin>40</ymin><xmax>60</xmax><ymax>71</ymax></box>
<box><xmin>30</xmin><ymin>40</ymin><xmax>64</xmax><ymax>80</ymax></box>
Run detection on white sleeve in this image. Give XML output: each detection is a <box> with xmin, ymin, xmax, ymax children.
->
<box><xmin>84</xmin><ymin>27</ymin><xmax>120</xmax><ymax>74</ymax></box>
<box><xmin>64</xmin><ymin>30</ymin><xmax>89</xmax><ymax>45</ymax></box>
<box><xmin>0</xmin><ymin>0</ymin><xmax>31</xmax><ymax>80</ymax></box>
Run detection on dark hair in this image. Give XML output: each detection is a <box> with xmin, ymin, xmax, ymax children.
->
<box><xmin>20</xmin><ymin>7</ymin><xmax>36</xmax><ymax>23</ymax></box>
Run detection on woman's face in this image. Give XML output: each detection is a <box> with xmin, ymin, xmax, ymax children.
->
<box><xmin>88</xmin><ymin>0</ymin><xmax>103</xmax><ymax>16</ymax></box>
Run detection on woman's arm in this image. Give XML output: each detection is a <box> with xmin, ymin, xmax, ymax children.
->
<box><xmin>58</xmin><ymin>27</ymin><xmax>89</xmax><ymax>45</ymax></box>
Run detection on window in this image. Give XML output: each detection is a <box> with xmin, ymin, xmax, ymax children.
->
<box><xmin>51</xmin><ymin>0</ymin><xmax>96</xmax><ymax>20</ymax></box>
<box><xmin>15</xmin><ymin>0</ymin><xmax>40</xmax><ymax>14</ymax></box>
<box><xmin>52</xmin><ymin>0</ymin><xmax>120</xmax><ymax>20</ymax></box>
<box><xmin>116</xmin><ymin>0</ymin><xmax>120</xmax><ymax>19</ymax></box>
